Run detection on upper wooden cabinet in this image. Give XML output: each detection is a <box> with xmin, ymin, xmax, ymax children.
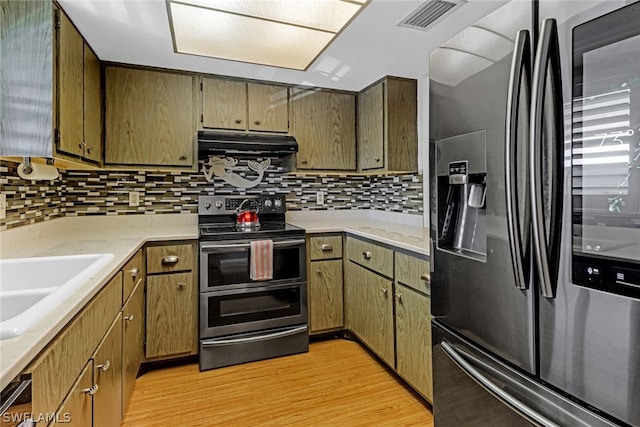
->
<box><xmin>105</xmin><ymin>66</ymin><xmax>195</xmax><ymax>167</ymax></box>
<box><xmin>57</xmin><ymin>10</ymin><xmax>103</xmax><ymax>164</ymax></box>
<box><xmin>201</xmin><ymin>77</ymin><xmax>289</xmax><ymax>133</ymax></box>
<box><xmin>291</xmin><ymin>88</ymin><xmax>356</xmax><ymax>170</ymax></box>
<box><xmin>358</xmin><ymin>77</ymin><xmax>417</xmax><ymax>171</ymax></box>
<box><xmin>0</xmin><ymin>3</ymin><xmax>101</xmax><ymax>167</ymax></box>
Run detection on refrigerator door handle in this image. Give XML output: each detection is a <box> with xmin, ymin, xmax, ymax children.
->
<box><xmin>505</xmin><ymin>29</ymin><xmax>532</xmax><ymax>290</ymax></box>
<box><xmin>441</xmin><ymin>341</ymin><xmax>560</xmax><ymax>427</ymax></box>
<box><xmin>530</xmin><ymin>18</ymin><xmax>563</xmax><ymax>299</ymax></box>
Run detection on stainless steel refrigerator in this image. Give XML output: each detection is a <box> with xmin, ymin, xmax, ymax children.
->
<box><xmin>429</xmin><ymin>0</ymin><xmax>640</xmax><ymax>425</ymax></box>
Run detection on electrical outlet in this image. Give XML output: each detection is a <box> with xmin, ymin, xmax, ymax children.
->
<box><xmin>129</xmin><ymin>191</ymin><xmax>140</xmax><ymax>207</ymax></box>
<box><xmin>0</xmin><ymin>193</ymin><xmax>6</xmax><ymax>220</ymax></box>
<box><xmin>316</xmin><ymin>191</ymin><xmax>325</xmax><ymax>206</ymax></box>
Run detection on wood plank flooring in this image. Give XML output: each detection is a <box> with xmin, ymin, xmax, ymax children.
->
<box><xmin>122</xmin><ymin>339</ymin><xmax>433</xmax><ymax>426</ymax></box>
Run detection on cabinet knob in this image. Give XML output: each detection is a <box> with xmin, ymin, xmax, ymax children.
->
<box><xmin>179</xmin><ymin>155</ymin><xmax>187</xmax><ymax>161</ymax></box>
<box><xmin>315</xmin><ymin>269</ymin><xmax>322</xmax><ymax>274</ymax></box>
<box><xmin>301</xmin><ymin>160</ymin><xmax>308</xmax><ymax>164</ymax></box>
<box><xmin>124</xmin><ymin>314</ymin><xmax>135</xmax><ymax>321</ymax></box>
<box><xmin>97</xmin><ymin>360</ymin><xmax>110</xmax><ymax>372</ymax></box>
<box><xmin>362</xmin><ymin>251</ymin><xmax>372</xmax><ymax>260</ymax></box>
<box><xmin>86</xmin><ymin>146</ymin><xmax>93</xmax><ymax>154</ymax></box>
<box><xmin>394</xmin><ymin>293</ymin><xmax>402</xmax><ymax>302</ymax></box>
<box><xmin>420</xmin><ymin>273</ymin><xmax>430</xmax><ymax>284</ymax></box>
<box><xmin>83</xmin><ymin>384</ymin><xmax>99</xmax><ymax>396</ymax></box>
<box><xmin>177</xmin><ymin>282</ymin><xmax>186</xmax><ymax>289</ymax></box>
<box><xmin>254</xmin><ymin>120</ymin><xmax>261</xmax><ymax>125</ymax></box>
<box><xmin>320</xmin><ymin>244</ymin><xmax>333</xmax><ymax>252</ymax></box>
<box><xmin>129</xmin><ymin>267</ymin><xmax>139</xmax><ymax>278</ymax></box>
<box><xmin>375</xmin><ymin>158</ymin><xmax>380</xmax><ymax>162</ymax></box>
<box><xmin>162</xmin><ymin>255</ymin><xmax>179</xmax><ymax>264</ymax></box>
<box><xmin>381</xmin><ymin>288</ymin><xmax>388</xmax><ymax>295</ymax></box>
<box><xmin>78</xmin><ymin>143</ymin><xmax>84</xmax><ymax>149</ymax></box>
<box><xmin>235</xmin><ymin>119</ymin><xmax>242</xmax><ymax>124</ymax></box>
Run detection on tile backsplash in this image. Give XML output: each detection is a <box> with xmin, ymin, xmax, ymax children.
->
<box><xmin>1</xmin><ymin>160</ymin><xmax>423</xmax><ymax>231</ymax></box>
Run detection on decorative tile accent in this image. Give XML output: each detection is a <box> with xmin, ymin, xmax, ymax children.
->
<box><xmin>0</xmin><ymin>160</ymin><xmax>423</xmax><ymax>230</ymax></box>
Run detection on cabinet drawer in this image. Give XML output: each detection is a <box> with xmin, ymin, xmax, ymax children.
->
<box><xmin>395</xmin><ymin>252</ymin><xmax>430</xmax><ymax>295</ymax></box>
<box><xmin>346</xmin><ymin>237</ymin><xmax>393</xmax><ymax>278</ymax></box>
<box><xmin>308</xmin><ymin>235</ymin><xmax>343</xmax><ymax>260</ymax></box>
<box><xmin>122</xmin><ymin>249</ymin><xmax>145</xmax><ymax>304</ymax></box>
<box><xmin>147</xmin><ymin>244</ymin><xmax>194</xmax><ymax>274</ymax></box>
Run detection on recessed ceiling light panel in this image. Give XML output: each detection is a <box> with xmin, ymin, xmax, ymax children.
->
<box><xmin>167</xmin><ymin>0</ymin><xmax>369</xmax><ymax>70</ymax></box>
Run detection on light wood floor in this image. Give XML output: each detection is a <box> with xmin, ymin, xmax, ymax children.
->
<box><xmin>122</xmin><ymin>339</ymin><xmax>434</xmax><ymax>426</ymax></box>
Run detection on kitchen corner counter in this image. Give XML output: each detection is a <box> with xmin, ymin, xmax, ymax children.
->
<box><xmin>286</xmin><ymin>210</ymin><xmax>430</xmax><ymax>257</ymax></box>
<box><xmin>0</xmin><ymin>214</ymin><xmax>198</xmax><ymax>389</ymax></box>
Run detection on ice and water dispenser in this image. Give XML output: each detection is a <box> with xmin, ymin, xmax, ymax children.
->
<box><xmin>436</xmin><ymin>131</ymin><xmax>487</xmax><ymax>261</ymax></box>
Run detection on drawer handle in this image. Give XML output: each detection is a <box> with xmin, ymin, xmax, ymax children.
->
<box><xmin>381</xmin><ymin>288</ymin><xmax>388</xmax><ymax>295</ymax></box>
<box><xmin>162</xmin><ymin>255</ymin><xmax>179</xmax><ymax>264</ymax></box>
<box><xmin>363</xmin><ymin>251</ymin><xmax>372</xmax><ymax>260</ymax></box>
<box><xmin>83</xmin><ymin>384</ymin><xmax>98</xmax><ymax>396</ymax></box>
<box><xmin>177</xmin><ymin>282</ymin><xmax>186</xmax><ymax>289</ymax></box>
<box><xmin>124</xmin><ymin>314</ymin><xmax>135</xmax><ymax>321</ymax></box>
<box><xmin>301</xmin><ymin>160</ymin><xmax>308</xmax><ymax>164</ymax></box>
<box><xmin>420</xmin><ymin>273</ymin><xmax>430</xmax><ymax>284</ymax></box>
<box><xmin>321</xmin><ymin>244</ymin><xmax>333</xmax><ymax>252</ymax></box>
<box><xmin>97</xmin><ymin>360</ymin><xmax>110</xmax><ymax>372</ymax></box>
<box><xmin>129</xmin><ymin>267</ymin><xmax>139</xmax><ymax>278</ymax></box>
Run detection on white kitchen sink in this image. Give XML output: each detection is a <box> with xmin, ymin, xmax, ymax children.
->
<box><xmin>0</xmin><ymin>253</ymin><xmax>114</xmax><ymax>339</ymax></box>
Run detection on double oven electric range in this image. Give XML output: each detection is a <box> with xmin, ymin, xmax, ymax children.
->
<box><xmin>198</xmin><ymin>195</ymin><xmax>308</xmax><ymax>371</ymax></box>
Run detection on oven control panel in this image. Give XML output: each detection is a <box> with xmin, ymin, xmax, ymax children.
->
<box><xmin>198</xmin><ymin>195</ymin><xmax>286</xmax><ymax>215</ymax></box>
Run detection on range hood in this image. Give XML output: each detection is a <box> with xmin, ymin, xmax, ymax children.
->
<box><xmin>198</xmin><ymin>131</ymin><xmax>298</xmax><ymax>158</ymax></box>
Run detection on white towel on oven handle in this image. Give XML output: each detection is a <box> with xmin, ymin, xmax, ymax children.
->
<box><xmin>250</xmin><ymin>240</ymin><xmax>273</xmax><ymax>281</ymax></box>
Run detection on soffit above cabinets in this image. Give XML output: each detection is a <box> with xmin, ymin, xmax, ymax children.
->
<box><xmin>56</xmin><ymin>0</ymin><xmax>506</xmax><ymax>91</ymax></box>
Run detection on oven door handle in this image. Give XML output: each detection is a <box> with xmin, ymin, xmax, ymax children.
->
<box><xmin>200</xmin><ymin>239</ymin><xmax>305</xmax><ymax>251</ymax></box>
<box><xmin>201</xmin><ymin>325</ymin><xmax>308</xmax><ymax>347</ymax></box>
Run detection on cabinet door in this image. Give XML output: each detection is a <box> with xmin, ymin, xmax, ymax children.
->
<box><xmin>57</xmin><ymin>11</ymin><xmax>84</xmax><ymax>158</ymax></box>
<box><xmin>309</xmin><ymin>259</ymin><xmax>343</xmax><ymax>333</ymax></box>
<box><xmin>83</xmin><ymin>43</ymin><xmax>102</xmax><ymax>163</ymax></box>
<box><xmin>357</xmin><ymin>82</ymin><xmax>384</xmax><ymax>170</ymax></box>
<box><xmin>395</xmin><ymin>283</ymin><xmax>433</xmax><ymax>402</ymax></box>
<box><xmin>248</xmin><ymin>82</ymin><xmax>288</xmax><ymax>132</ymax></box>
<box><xmin>51</xmin><ymin>361</ymin><xmax>93</xmax><ymax>427</ymax></box>
<box><xmin>105</xmin><ymin>67</ymin><xmax>194</xmax><ymax>166</ymax></box>
<box><xmin>292</xmin><ymin>88</ymin><xmax>356</xmax><ymax>170</ymax></box>
<box><xmin>93</xmin><ymin>315</ymin><xmax>123</xmax><ymax>427</ymax></box>
<box><xmin>122</xmin><ymin>280</ymin><xmax>144</xmax><ymax>413</ymax></box>
<box><xmin>345</xmin><ymin>262</ymin><xmax>394</xmax><ymax>366</ymax></box>
<box><xmin>146</xmin><ymin>272</ymin><xmax>196</xmax><ymax>358</ymax></box>
<box><xmin>201</xmin><ymin>77</ymin><xmax>246</xmax><ymax>130</ymax></box>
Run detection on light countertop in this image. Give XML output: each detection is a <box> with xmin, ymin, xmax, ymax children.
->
<box><xmin>287</xmin><ymin>210</ymin><xmax>430</xmax><ymax>256</ymax></box>
<box><xmin>0</xmin><ymin>210</ymin><xmax>428</xmax><ymax>389</ymax></box>
<box><xmin>0</xmin><ymin>214</ymin><xmax>198</xmax><ymax>389</ymax></box>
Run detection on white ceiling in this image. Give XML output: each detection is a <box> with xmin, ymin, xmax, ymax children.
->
<box><xmin>58</xmin><ymin>0</ymin><xmax>507</xmax><ymax>92</ymax></box>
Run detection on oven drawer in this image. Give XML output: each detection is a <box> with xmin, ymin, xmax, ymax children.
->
<box><xmin>346</xmin><ymin>236</ymin><xmax>394</xmax><ymax>278</ymax></box>
<box><xmin>199</xmin><ymin>325</ymin><xmax>308</xmax><ymax>370</ymax></box>
<box><xmin>147</xmin><ymin>244</ymin><xmax>194</xmax><ymax>274</ymax></box>
<box><xmin>309</xmin><ymin>235</ymin><xmax>343</xmax><ymax>260</ymax></box>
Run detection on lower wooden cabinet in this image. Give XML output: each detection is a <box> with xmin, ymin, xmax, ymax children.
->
<box><xmin>51</xmin><ymin>361</ymin><xmax>93</xmax><ymax>427</ymax></box>
<box><xmin>345</xmin><ymin>236</ymin><xmax>432</xmax><ymax>403</ymax></box>
<box><xmin>93</xmin><ymin>315</ymin><xmax>123</xmax><ymax>427</ymax></box>
<box><xmin>395</xmin><ymin>283</ymin><xmax>432</xmax><ymax>402</ymax></box>
<box><xmin>308</xmin><ymin>259</ymin><xmax>343</xmax><ymax>333</ymax></box>
<box><xmin>122</xmin><ymin>279</ymin><xmax>145</xmax><ymax>413</ymax></box>
<box><xmin>345</xmin><ymin>261</ymin><xmax>394</xmax><ymax>367</ymax></box>
<box><xmin>146</xmin><ymin>272</ymin><xmax>197</xmax><ymax>358</ymax></box>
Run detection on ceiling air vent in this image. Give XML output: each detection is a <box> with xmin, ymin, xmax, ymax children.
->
<box><xmin>398</xmin><ymin>0</ymin><xmax>466</xmax><ymax>31</ymax></box>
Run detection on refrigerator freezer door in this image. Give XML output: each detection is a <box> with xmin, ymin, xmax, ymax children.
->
<box><xmin>429</xmin><ymin>0</ymin><xmax>536</xmax><ymax>373</ymax></box>
<box><xmin>433</xmin><ymin>321</ymin><xmax>620</xmax><ymax>427</ymax></box>
<box><xmin>537</xmin><ymin>1</ymin><xmax>640</xmax><ymax>425</ymax></box>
